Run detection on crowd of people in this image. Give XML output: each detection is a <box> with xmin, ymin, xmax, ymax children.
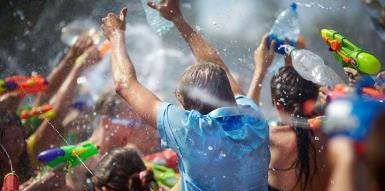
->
<box><xmin>1</xmin><ymin>0</ymin><xmax>385</xmax><ymax>190</ymax></box>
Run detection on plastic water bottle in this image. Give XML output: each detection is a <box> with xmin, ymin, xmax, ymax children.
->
<box><xmin>283</xmin><ymin>45</ymin><xmax>344</xmax><ymax>87</ymax></box>
<box><xmin>141</xmin><ymin>0</ymin><xmax>174</xmax><ymax>35</ymax></box>
<box><xmin>269</xmin><ymin>3</ymin><xmax>300</xmax><ymax>54</ymax></box>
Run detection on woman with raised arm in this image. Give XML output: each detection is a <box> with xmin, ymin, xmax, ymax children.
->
<box><xmin>248</xmin><ymin>35</ymin><xmax>330</xmax><ymax>191</ymax></box>
<box><xmin>101</xmin><ymin>1</ymin><xmax>270</xmax><ymax>190</ymax></box>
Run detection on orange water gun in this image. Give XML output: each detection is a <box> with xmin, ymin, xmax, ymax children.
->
<box><xmin>98</xmin><ymin>40</ymin><xmax>111</xmax><ymax>58</ymax></box>
<box><xmin>0</xmin><ymin>75</ymin><xmax>48</xmax><ymax>96</ymax></box>
<box><xmin>326</xmin><ymin>84</ymin><xmax>385</xmax><ymax>102</ymax></box>
<box><xmin>75</xmin><ymin>40</ymin><xmax>111</xmax><ymax>65</ymax></box>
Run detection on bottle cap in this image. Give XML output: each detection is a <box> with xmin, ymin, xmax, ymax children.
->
<box><xmin>290</xmin><ymin>3</ymin><xmax>298</xmax><ymax>11</ymax></box>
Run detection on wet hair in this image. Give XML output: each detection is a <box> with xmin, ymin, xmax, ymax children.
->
<box><xmin>271</xmin><ymin>66</ymin><xmax>319</xmax><ymax>191</ymax></box>
<box><xmin>92</xmin><ymin>148</ymin><xmax>157</xmax><ymax>191</ymax></box>
<box><xmin>365</xmin><ymin>110</ymin><xmax>385</xmax><ymax>190</ymax></box>
<box><xmin>175</xmin><ymin>62</ymin><xmax>236</xmax><ymax>114</ymax></box>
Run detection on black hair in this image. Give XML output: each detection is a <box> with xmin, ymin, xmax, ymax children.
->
<box><xmin>175</xmin><ymin>63</ymin><xmax>236</xmax><ymax>114</ymax></box>
<box><xmin>271</xmin><ymin>66</ymin><xmax>319</xmax><ymax>191</ymax></box>
<box><xmin>92</xmin><ymin>148</ymin><xmax>157</xmax><ymax>191</ymax></box>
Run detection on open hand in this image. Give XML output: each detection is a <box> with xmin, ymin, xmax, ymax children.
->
<box><xmin>254</xmin><ymin>34</ymin><xmax>276</xmax><ymax>74</ymax></box>
<box><xmin>147</xmin><ymin>0</ymin><xmax>182</xmax><ymax>21</ymax></box>
<box><xmin>101</xmin><ymin>8</ymin><xmax>127</xmax><ymax>40</ymax></box>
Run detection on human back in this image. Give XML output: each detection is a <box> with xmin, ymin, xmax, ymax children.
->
<box><xmin>158</xmin><ymin>95</ymin><xmax>270</xmax><ymax>190</ymax></box>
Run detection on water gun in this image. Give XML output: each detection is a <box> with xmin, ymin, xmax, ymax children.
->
<box><xmin>17</xmin><ymin>104</ymin><xmax>55</xmax><ymax>133</ymax></box>
<box><xmin>306</xmin><ymin>116</ymin><xmax>326</xmax><ymax>130</ymax></box>
<box><xmin>1</xmin><ymin>173</ymin><xmax>18</xmax><ymax>191</ymax></box>
<box><xmin>326</xmin><ymin>83</ymin><xmax>385</xmax><ymax>102</ymax></box>
<box><xmin>143</xmin><ymin>149</ymin><xmax>178</xmax><ymax>172</ymax></box>
<box><xmin>145</xmin><ymin>162</ymin><xmax>179</xmax><ymax>188</ymax></box>
<box><xmin>0</xmin><ymin>75</ymin><xmax>48</xmax><ymax>96</ymax></box>
<box><xmin>75</xmin><ymin>40</ymin><xmax>111</xmax><ymax>65</ymax></box>
<box><xmin>321</xmin><ymin>29</ymin><xmax>381</xmax><ymax>75</ymax></box>
<box><xmin>98</xmin><ymin>40</ymin><xmax>111</xmax><ymax>58</ymax></box>
<box><xmin>37</xmin><ymin>141</ymin><xmax>99</xmax><ymax>169</ymax></box>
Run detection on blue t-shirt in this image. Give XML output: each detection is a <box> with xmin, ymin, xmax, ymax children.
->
<box><xmin>156</xmin><ymin>96</ymin><xmax>270</xmax><ymax>191</ymax></box>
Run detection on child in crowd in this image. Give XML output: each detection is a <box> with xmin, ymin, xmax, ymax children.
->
<box><xmin>100</xmin><ymin>0</ymin><xmax>270</xmax><ymax>190</ymax></box>
<box><xmin>93</xmin><ymin>147</ymin><xmax>159</xmax><ymax>191</ymax></box>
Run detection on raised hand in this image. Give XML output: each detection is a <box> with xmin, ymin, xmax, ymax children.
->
<box><xmin>147</xmin><ymin>0</ymin><xmax>182</xmax><ymax>21</ymax></box>
<box><xmin>254</xmin><ymin>34</ymin><xmax>276</xmax><ymax>74</ymax></box>
<box><xmin>101</xmin><ymin>8</ymin><xmax>128</xmax><ymax>40</ymax></box>
<box><xmin>70</xmin><ymin>35</ymin><xmax>94</xmax><ymax>58</ymax></box>
<box><xmin>247</xmin><ymin>34</ymin><xmax>276</xmax><ymax>104</ymax></box>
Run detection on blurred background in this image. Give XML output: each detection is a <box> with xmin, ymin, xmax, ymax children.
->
<box><xmin>0</xmin><ymin>0</ymin><xmax>384</xmax><ymax>118</ymax></box>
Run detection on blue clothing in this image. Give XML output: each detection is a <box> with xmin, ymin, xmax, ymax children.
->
<box><xmin>156</xmin><ymin>96</ymin><xmax>270</xmax><ymax>191</ymax></box>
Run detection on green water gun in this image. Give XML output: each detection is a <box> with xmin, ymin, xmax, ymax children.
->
<box><xmin>321</xmin><ymin>29</ymin><xmax>381</xmax><ymax>75</ymax></box>
<box><xmin>17</xmin><ymin>104</ymin><xmax>55</xmax><ymax>134</ymax></box>
<box><xmin>145</xmin><ymin>162</ymin><xmax>179</xmax><ymax>188</ymax></box>
<box><xmin>37</xmin><ymin>141</ymin><xmax>99</xmax><ymax>169</ymax></box>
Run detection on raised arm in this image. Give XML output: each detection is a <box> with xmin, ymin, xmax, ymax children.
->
<box><xmin>33</xmin><ymin>36</ymin><xmax>93</xmax><ymax>106</ymax></box>
<box><xmin>101</xmin><ymin>8</ymin><xmax>161</xmax><ymax>128</ymax></box>
<box><xmin>148</xmin><ymin>0</ymin><xmax>244</xmax><ymax>96</ymax></box>
<box><xmin>247</xmin><ymin>35</ymin><xmax>276</xmax><ymax>105</ymax></box>
<box><xmin>32</xmin><ymin>46</ymin><xmax>99</xmax><ymax>154</ymax></box>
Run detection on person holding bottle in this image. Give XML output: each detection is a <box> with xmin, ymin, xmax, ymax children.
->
<box><xmin>248</xmin><ymin>35</ymin><xmax>331</xmax><ymax>191</ymax></box>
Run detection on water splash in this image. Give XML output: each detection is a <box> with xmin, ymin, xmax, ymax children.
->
<box><xmin>140</xmin><ymin>0</ymin><xmax>174</xmax><ymax>35</ymax></box>
<box><xmin>296</xmin><ymin>1</ymin><xmax>348</xmax><ymax>10</ymax></box>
